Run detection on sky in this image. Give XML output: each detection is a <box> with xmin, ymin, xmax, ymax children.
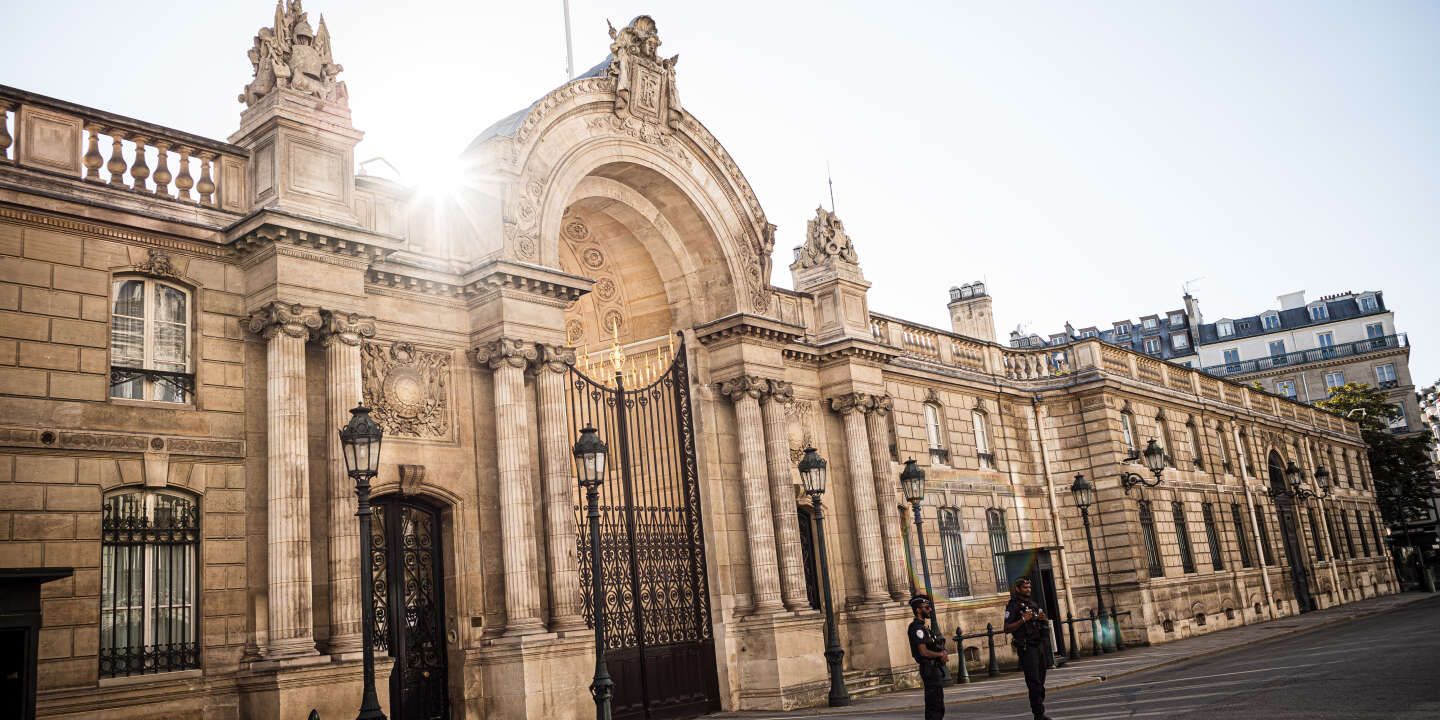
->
<box><xmin>4</xmin><ymin>1</ymin><xmax>1437</xmax><ymax>384</ymax></box>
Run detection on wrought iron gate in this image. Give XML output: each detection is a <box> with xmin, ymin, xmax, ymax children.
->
<box><xmin>568</xmin><ymin>335</ymin><xmax>719</xmax><ymax>719</ymax></box>
<box><xmin>371</xmin><ymin>498</ymin><xmax>449</xmax><ymax>720</ymax></box>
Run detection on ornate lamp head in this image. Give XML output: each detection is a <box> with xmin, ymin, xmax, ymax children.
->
<box><xmin>338</xmin><ymin>404</ymin><xmax>383</xmax><ymax>481</ymax></box>
<box><xmin>899</xmin><ymin>458</ymin><xmax>926</xmax><ymax>504</ymax></box>
<box><xmin>1070</xmin><ymin>473</ymin><xmax>1095</xmax><ymax>511</ymax></box>
<box><xmin>573</xmin><ymin>425</ymin><xmax>608</xmax><ymax>488</ymax></box>
<box><xmin>798</xmin><ymin>447</ymin><xmax>828</xmax><ymax>496</ymax></box>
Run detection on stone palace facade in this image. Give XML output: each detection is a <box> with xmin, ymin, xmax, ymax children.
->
<box><xmin>0</xmin><ymin>4</ymin><xmax>1396</xmax><ymax>719</ymax></box>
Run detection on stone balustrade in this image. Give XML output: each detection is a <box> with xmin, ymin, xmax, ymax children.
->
<box><xmin>0</xmin><ymin>85</ymin><xmax>248</xmax><ymax>213</ymax></box>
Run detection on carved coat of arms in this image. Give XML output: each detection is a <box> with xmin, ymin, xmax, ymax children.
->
<box><xmin>360</xmin><ymin>341</ymin><xmax>451</xmax><ymax>439</ymax></box>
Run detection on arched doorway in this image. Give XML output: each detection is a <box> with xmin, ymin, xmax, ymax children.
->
<box><xmin>370</xmin><ymin>496</ymin><xmax>449</xmax><ymax>720</ymax></box>
<box><xmin>1266</xmin><ymin>452</ymin><xmax>1315</xmax><ymax>613</ymax></box>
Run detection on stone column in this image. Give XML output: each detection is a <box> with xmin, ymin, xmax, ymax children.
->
<box><xmin>831</xmin><ymin>393</ymin><xmax>889</xmax><ymax>603</ymax></box>
<box><xmin>721</xmin><ymin>376</ymin><xmax>784</xmax><ymax>613</ymax></box>
<box><xmin>865</xmin><ymin>396</ymin><xmax>908</xmax><ymax>600</ymax></box>
<box><xmin>761</xmin><ymin>380</ymin><xmax>808</xmax><ymax>611</ymax></box>
<box><xmin>247</xmin><ymin>302</ymin><xmax>323</xmax><ymax>659</ymax></box>
<box><xmin>317</xmin><ymin>310</ymin><xmax>375</xmax><ymax>656</ymax></box>
<box><xmin>472</xmin><ymin>338</ymin><xmax>545</xmax><ymax>635</ymax></box>
<box><xmin>537</xmin><ymin>344</ymin><xmax>585</xmax><ymax>630</ymax></box>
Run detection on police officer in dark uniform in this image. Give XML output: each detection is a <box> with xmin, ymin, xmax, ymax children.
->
<box><xmin>1003</xmin><ymin>578</ymin><xmax>1052</xmax><ymax>720</ymax></box>
<box><xmin>907</xmin><ymin>594</ymin><xmax>948</xmax><ymax>720</ymax></box>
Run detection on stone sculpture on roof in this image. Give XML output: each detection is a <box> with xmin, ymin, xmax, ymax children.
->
<box><xmin>607</xmin><ymin>15</ymin><xmax>682</xmax><ymax>130</ymax></box>
<box><xmin>793</xmin><ymin>206</ymin><xmax>860</xmax><ymax>269</ymax></box>
<box><xmin>240</xmin><ymin>0</ymin><xmax>348</xmax><ymax>107</ymax></box>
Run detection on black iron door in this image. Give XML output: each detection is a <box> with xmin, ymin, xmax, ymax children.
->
<box><xmin>1267</xmin><ymin>454</ymin><xmax>1314</xmax><ymax>612</ymax></box>
<box><xmin>797</xmin><ymin>506</ymin><xmax>821</xmax><ymax>611</ymax></box>
<box><xmin>371</xmin><ymin>498</ymin><xmax>449</xmax><ymax>720</ymax></box>
<box><xmin>568</xmin><ymin>335</ymin><xmax>719</xmax><ymax>719</ymax></box>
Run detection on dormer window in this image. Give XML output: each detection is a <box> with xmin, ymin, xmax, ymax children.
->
<box><xmin>1358</xmin><ymin>294</ymin><xmax>1379</xmax><ymax>312</ymax></box>
<box><xmin>1171</xmin><ymin>333</ymin><xmax>1189</xmax><ymax>350</ymax></box>
<box><xmin>1262</xmin><ymin>312</ymin><xmax>1280</xmax><ymax>330</ymax></box>
<box><xmin>1142</xmin><ymin>317</ymin><xmax>1158</xmax><ymax>330</ymax></box>
<box><xmin>1217</xmin><ymin>320</ymin><xmax>1234</xmax><ymax>338</ymax></box>
<box><xmin>1115</xmin><ymin>322</ymin><xmax>1132</xmax><ymax>337</ymax></box>
<box><xmin>1169</xmin><ymin>313</ymin><xmax>1185</xmax><ymax>327</ymax></box>
<box><xmin>1308</xmin><ymin>303</ymin><xmax>1329</xmax><ymax>321</ymax></box>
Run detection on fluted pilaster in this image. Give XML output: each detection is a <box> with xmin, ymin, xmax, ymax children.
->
<box><xmin>247</xmin><ymin>302</ymin><xmax>323</xmax><ymax>658</ymax></box>
<box><xmin>761</xmin><ymin>380</ymin><xmax>808</xmax><ymax>611</ymax></box>
<box><xmin>865</xmin><ymin>396</ymin><xmax>909</xmax><ymax>600</ymax></box>
<box><xmin>832</xmin><ymin>393</ymin><xmax>889</xmax><ymax>603</ymax></box>
<box><xmin>472</xmin><ymin>337</ymin><xmax>545</xmax><ymax>634</ymax></box>
<box><xmin>721</xmin><ymin>376</ymin><xmax>784</xmax><ymax>613</ymax></box>
<box><xmin>317</xmin><ymin>310</ymin><xmax>375</xmax><ymax>656</ymax></box>
<box><xmin>537</xmin><ymin>343</ymin><xmax>586</xmax><ymax>630</ymax></box>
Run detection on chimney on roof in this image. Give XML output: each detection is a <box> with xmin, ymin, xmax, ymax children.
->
<box><xmin>1278</xmin><ymin>291</ymin><xmax>1306</xmax><ymax>311</ymax></box>
<box><xmin>948</xmin><ymin>281</ymin><xmax>995</xmax><ymax>343</ymax></box>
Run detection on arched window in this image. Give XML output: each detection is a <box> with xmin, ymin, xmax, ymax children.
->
<box><xmin>1216</xmin><ymin>425</ymin><xmax>1233</xmax><ymax>473</ymax></box>
<box><xmin>101</xmin><ymin>489</ymin><xmax>200</xmax><ymax>677</ymax></box>
<box><xmin>1139</xmin><ymin>501</ymin><xmax>1164</xmax><ymax>577</ymax></box>
<box><xmin>1187</xmin><ymin>420</ymin><xmax>1205</xmax><ymax>471</ymax></box>
<box><xmin>110</xmin><ymin>277</ymin><xmax>193</xmax><ymax>403</ymax></box>
<box><xmin>972</xmin><ymin>410</ymin><xmax>994</xmax><ymax>470</ymax></box>
<box><xmin>1172</xmin><ymin>501</ymin><xmax>1196</xmax><ymax>573</ymax></box>
<box><xmin>1119</xmin><ymin>409</ymin><xmax>1137</xmax><ymax>456</ymax></box>
<box><xmin>986</xmin><ymin>508</ymin><xmax>1010</xmax><ymax>592</ymax></box>
<box><xmin>938</xmin><ymin>508</ymin><xmax>971</xmax><ymax>598</ymax></box>
<box><xmin>924</xmin><ymin>401</ymin><xmax>949</xmax><ymax>465</ymax></box>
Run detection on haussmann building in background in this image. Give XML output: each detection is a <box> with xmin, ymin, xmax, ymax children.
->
<box><xmin>0</xmin><ymin>3</ymin><xmax>1398</xmax><ymax>719</ymax></box>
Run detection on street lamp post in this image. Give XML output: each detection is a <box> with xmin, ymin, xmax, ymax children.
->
<box><xmin>1068</xmin><ymin>474</ymin><xmax>1110</xmax><ymax>653</ymax></box>
<box><xmin>573</xmin><ymin>425</ymin><xmax>613</xmax><ymax>720</ymax></box>
<box><xmin>338</xmin><ymin>405</ymin><xmax>388</xmax><ymax>720</ymax></box>
<box><xmin>798</xmin><ymin>447</ymin><xmax>851</xmax><ymax>707</ymax></box>
<box><xmin>900</xmin><ymin>458</ymin><xmax>943</xmax><ymax>639</ymax></box>
<box><xmin>1120</xmin><ymin>439</ymin><xmax>1168</xmax><ymax>494</ymax></box>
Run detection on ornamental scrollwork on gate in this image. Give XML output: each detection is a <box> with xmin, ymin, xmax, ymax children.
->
<box><xmin>360</xmin><ymin>340</ymin><xmax>452</xmax><ymax>439</ymax></box>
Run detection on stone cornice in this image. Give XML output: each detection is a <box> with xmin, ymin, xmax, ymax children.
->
<box><xmin>694</xmin><ymin>313</ymin><xmax>805</xmax><ymax>347</ymax></box>
<box><xmin>0</xmin><ymin>204</ymin><xmax>230</xmax><ymax>257</ymax></box>
<box><xmin>228</xmin><ymin>214</ymin><xmax>398</xmax><ymax>263</ymax></box>
<box><xmin>461</xmin><ymin>259</ymin><xmax>593</xmax><ymax>306</ymax></box>
<box><xmin>0</xmin><ymin>426</ymin><xmax>244</xmax><ymax>458</ymax></box>
<box><xmin>811</xmin><ymin>337</ymin><xmax>898</xmax><ymax>366</ymax></box>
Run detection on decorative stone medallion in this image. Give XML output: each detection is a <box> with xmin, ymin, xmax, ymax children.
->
<box><xmin>361</xmin><ymin>341</ymin><xmax>453</xmax><ymax>440</ymax></box>
<box><xmin>582</xmin><ymin>247</ymin><xmax>606</xmax><ymax>270</ymax></box>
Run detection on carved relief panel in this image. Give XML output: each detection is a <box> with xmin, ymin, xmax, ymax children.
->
<box><xmin>360</xmin><ymin>341</ymin><xmax>454</xmax><ymax>441</ymax></box>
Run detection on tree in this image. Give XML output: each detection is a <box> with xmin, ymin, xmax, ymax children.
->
<box><xmin>1316</xmin><ymin>383</ymin><xmax>1435</xmax><ymax>530</ymax></box>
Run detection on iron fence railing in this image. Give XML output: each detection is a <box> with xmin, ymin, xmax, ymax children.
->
<box><xmin>1202</xmin><ymin>334</ymin><xmax>1407</xmax><ymax>377</ymax></box>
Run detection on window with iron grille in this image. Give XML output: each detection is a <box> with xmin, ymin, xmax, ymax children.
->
<box><xmin>1231</xmin><ymin>503</ymin><xmax>1254</xmax><ymax>568</ymax></box>
<box><xmin>1172</xmin><ymin>501</ymin><xmax>1196</xmax><ymax>573</ymax></box>
<box><xmin>986</xmin><ymin>508</ymin><xmax>1010</xmax><ymax>592</ymax></box>
<box><xmin>1216</xmin><ymin>427</ymin><xmax>1232</xmax><ymax>473</ymax></box>
<box><xmin>1358</xmin><ymin>509</ymin><xmax>1371</xmax><ymax>557</ymax></box>
<box><xmin>1369</xmin><ymin>512</ymin><xmax>1383</xmax><ymax>556</ymax></box>
<box><xmin>1255</xmin><ymin>508</ymin><xmax>1275</xmax><ymax>566</ymax></box>
<box><xmin>1139</xmin><ymin>501</ymin><xmax>1164</xmax><ymax>577</ymax></box>
<box><xmin>1307</xmin><ymin>507</ymin><xmax>1325</xmax><ymax>561</ymax></box>
<box><xmin>939</xmin><ymin>508</ymin><xmax>971</xmax><ymax>598</ymax></box>
<box><xmin>110</xmin><ymin>278</ymin><xmax>194</xmax><ymax>404</ymax></box>
<box><xmin>101</xmin><ymin>490</ymin><xmax>200</xmax><ymax>678</ymax></box>
<box><xmin>1325</xmin><ymin>509</ymin><xmax>1341</xmax><ymax>561</ymax></box>
<box><xmin>1341</xmin><ymin>509</ymin><xmax>1356</xmax><ymax>558</ymax></box>
<box><xmin>1202</xmin><ymin>503</ymin><xmax>1224</xmax><ymax>570</ymax></box>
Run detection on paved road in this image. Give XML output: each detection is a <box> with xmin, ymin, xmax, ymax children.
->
<box><xmin>795</xmin><ymin>595</ymin><xmax>1440</xmax><ymax>720</ymax></box>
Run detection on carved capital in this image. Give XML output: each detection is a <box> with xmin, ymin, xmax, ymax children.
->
<box><xmin>870</xmin><ymin>395</ymin><xmax>894</xmax><ymax>417</ymax></box>
<box><xmin>830</xmin><ymin>392</ymin><xmax>876</xmax><ymax>416</ymax></box>
<box><xmin>719</xmin><ymin>375</ymin><xmax>769</xmax><ymax>403</ymax></box>
<box><xmin>245</xmin><ymin>302</ymin><xmax>322</xmax><ymax>340</ymax></box>
<box><xmin>766</xmin><ymin>379</ymin><xmax>795</xmax><ymax>406</ymax></box>
<box><xmin>316</xmin><ymin>310</ymin><xmax>376</xmax><ymax>347</ymax></box>
<box><xmin>470</xmin><ymin>337</ymin><xmax>539</xmax><ymax>371</ymax></box>
<box><xmin>537</xmin><ymin>344</ymin><xmax>577</xmax><ymax>374</ymax></box>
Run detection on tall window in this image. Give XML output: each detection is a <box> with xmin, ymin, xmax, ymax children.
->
<box><xmin>1342</xmin><ymin>451</ymin><xmax>1355</xmax><ymax>488</ymax></box>
<box><xmin>1375</xmin><ymin>364</ymin><xmax>1397</xmax><ymax>388</ymax></box>
<box><xmin>1268</xmin><ymin>339</ymin><xmax>1287</xmax><ymax>358</ymax></box>
<box><xmin>1255</xmin><ymin>509</ymin><xmax>1275</xmax><ymax>566</ymax></box>
<box><xmin>1340</xmin><ymin>509</ymin><xmax>1356</xmax><ymax>558</ymax></box>
<box><xmin>110</xmin><ymin>278</ymin><xmax>193</xmax><ymax>403</ymax></box>
<box><xmin>1368</xmin><ymin>512</ymin><xmax>1383</xmax><ymax>557</ymax></box>
<box><xmin>101</xmin><ymin>490</ymin><xmax>200</xmax><ymax>678</ymax></box>
<box><xmin>973</xmin><ymin>410</ymin><xmax>994</xmax><ymax>470</ymax></box>
<box><xmin>1324</xmin><ymin>371</ymin><xmax>1345</xmax><ymax>392</ymax></box>
<box><xmin>1187</xmin><ymin>421</ymin><xmax>1205</xmax><ymax>471</ymax></box>
<box><xmin>1316</xmin><ymin>331</ymin><xmax>1335</xmax><ymax>357</ymax></box>
<box><xmin>923</xmin><ymin>402</ymin><xmax>949</xmax><ymax>465</ymax></box>
<box><xmin>1365</xmin><ymin>321</ymin><xmax>1384</xmax><ymax>339</ymax></box>
<box><xmin>986</xmin><ymin>509</ymin><xmax>1010</xmax><ymax>592</ymax></box>
<box><xmin>1216</xmin><ymin>427</ymin><xmax>1232</xmax><ymax>473</ymax></box>
<box><xmin>938</xmin><ymin>508</ymin><xmax>971</xmax><ymax>598</ymax></box>
<box><xmin>1173</xmin><ymin>501</ymin><xmax>1196</xmax><ymax>573</ymax></box>
<box><xmin>1139</xmin><ymin>501</ymin><xmax>1164</xmax><ymax>577</ymax></box>
<box><xmin>1263</xmin><ymin>313</ymin><xmax>1281</xmax><ymax>330</ymax></box>
<box><xmin>1158</xmin><ymin>415</ymin><xmax>1177</xmax><ymax>467</ymax></box>
<box><xmin>1358</xmin><ymin>509</ymin><xmax>1371</xmax><ymax>557</ymax></box>
<box><xmin>1239</xmin><ymin>431</ymin><xmax>1254</xmax><ymax>474</ymax></box>
<box><xmin>1223</xmin><ymin>348</ymin><xmax>1241</xmax><ymax>371</ymax></box>
<box><xmin>1325</xmin><ymin>509</ymin><xmax>1341</xmax><ymax>560</ymax></box>
<box><xmin>1200</xmin><ymin>503</ymin><xmax>1224</xmax><ymax>570</ymax></box>
<box><xmin>1231</xmin><ymin>503</ymin><xmax>1254</xmax><ymax>568</ymax></box>
<box><xmin>1307</xmin><ymin>507</ymin><xmax>1325</xmax><ymax>561</ymax></box>
<box><xmin>1275</xmin><ymin>380</ymin><xmax>1298</xmax><ymax>399</ymax></box>
<box><xmin>1120</xmin><ymin>410</ymin><xmax>1137</xmax><ymax>456</ymax></box>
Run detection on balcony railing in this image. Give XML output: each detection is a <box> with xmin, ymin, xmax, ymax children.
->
<box><xmin>1201</xmin><ymin>334</ymin><xmax>1407</xmax><ymax>377</ymax></box>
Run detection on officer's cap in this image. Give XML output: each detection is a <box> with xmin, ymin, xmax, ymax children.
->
<box><xmin>908</xmin><ymin>594</ymin><xmax>932</xmax><ymax>610</ymax></box>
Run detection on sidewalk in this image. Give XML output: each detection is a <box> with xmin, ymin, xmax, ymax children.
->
<box><xmin>711</xmin><ymin>591</ymin><xmax>1438</xmax><ymax>718</ymax></box>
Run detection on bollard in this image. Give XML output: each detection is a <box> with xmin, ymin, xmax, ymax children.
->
<box><xmin>1066</xmin><ymin>611</ymin><xmax>1080</xmax><ymax>662</ymax></box>
<box><xmin>1112</xmin><ymin>608</ymin><xmax>1126</xmax><ymax>651</ymax></box>
<box><xmin>1042</xmin><ymin>621</ymin><xmax>1055</xmax><ymax>669</ymax></box>
<box><xmin>986</xmin><ymin>623</ymin><xmax>999</xmax><ymax>677</ymax></box>
<box><xmin>1089</xmin><ymin>609</ymin><xmax>1102</xmax><ymax>657</ymax></box>
<box><xmin>954</xmin><ymin>626</ymin><xmax>970</xmax><ymax>684</ymax></box>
